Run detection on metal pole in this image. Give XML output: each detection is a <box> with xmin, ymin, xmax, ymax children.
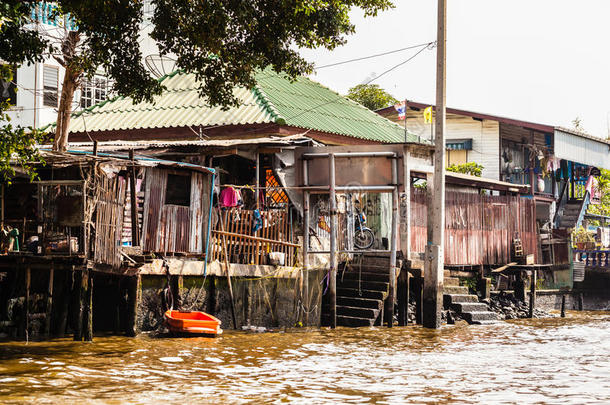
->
<box><xmin>423</xmin><ymin>0</ymin><xmax>447</xmax><ymax>329</ymax></box>
<box><xmin>388</xmin><ymin>157</ymin><xmax>399</xmax><ymax>328</ymax></box>
<box><xmin>255</xmin><ymin>151</ymin><xmax>260</xmax><ymax>209</ymax></box>
<box><xmin>329</xmin><ymin>154</ymin><xmax>337</xmax><ymax>329</ymax></box>
<box><xmin>303</xmin><ymin>159</ymin><xmax>310</xmax><ymax>327</ymax></box>
<box><xmin>404</xmin><ymin>99</ymin><xmax>408</xmax><ymax>143</ymax></box>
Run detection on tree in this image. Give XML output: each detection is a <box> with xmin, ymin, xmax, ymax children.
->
<box><xmin>446</xmin><ymin>162</ymin><xmax>484</xmax><ymax>177</ymax></box>
<box><xmin>2</xmin><ymin>0</ymin><xmax>395</xmax><ymax>153</ymax></box>
<box><xmin>347</xmin><ymin>83</ymin><xmax>398</xmax><ymax>110</ymax></box>
<box><xmin>0</xmin><ymin>1</ymin><xmax>48</xmax><ymax>180</ymax></box>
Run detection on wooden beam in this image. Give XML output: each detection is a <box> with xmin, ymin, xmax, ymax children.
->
<box><xmin>212</xmin><ymin>230</ymin><xmax>299</xmax><ymax>247</ymax></box>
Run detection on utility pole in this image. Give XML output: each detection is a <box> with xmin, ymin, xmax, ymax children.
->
<box><xmin>423</xmin><ymin>0</ymin><xmax>446</xmax><ymax>329</ymax></box>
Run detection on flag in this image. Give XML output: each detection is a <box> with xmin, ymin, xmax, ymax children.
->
<box><xmin>394</xmin><ymin>101</ymin><xmax>406</xmax><ymax>120</ymax></box>
<box><xmin>423</xmin><ymin>106</ymin><xmax>433</xmax><ymax>124</ymax></box>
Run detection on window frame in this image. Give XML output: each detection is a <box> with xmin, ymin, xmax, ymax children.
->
<box><xmin>164</xmin><ymin>173</ymin><xmax>192</xmax><ymax>207</ymax></box>
<box><xmin>42</xmin><ymin>64</ymin><xmax>59</xmax><ymax>108</ymax></box>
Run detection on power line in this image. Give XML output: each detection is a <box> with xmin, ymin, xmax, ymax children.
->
<box><xmin>363</xmin><ymin>42</ymin><xmax>435</xmax><ymax>84</ymax></box>
<box><xmin>315</xmin><ymin>41</ymin><xmax>435</xmax><ymax>70</ymax></box>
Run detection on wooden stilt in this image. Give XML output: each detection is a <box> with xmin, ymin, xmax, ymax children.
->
<box><xmin>397</xmin><ymin>270</ymin><xmax>407</xmax><ymax>327</ymax></box>
<box><xmin>44</xmin><ymin>265</ymin><xmax>54</xmax><ymax>337</ymax></box>
<box><xmin>560</xmin><ymin>295</ymin><xmax>566</xmax><ymax>318</ymax></box>
<box><xmin>126</xmin><ymin>275</ymin><xmax>141</xmax><ymax>337</ymax></box>
<box><xmin>83</xmin><ymin>270</ymin><xmax>93</xmax><ymax>341</ymax></box>
<box><xmin>114</xmin><ymin>276</ymin><xmax>122</xmax><ymax>334</ymax></box>
<box><xmin>24</xmin><ymin>266</ymin><xmax>31</xmax><ymax>340</ymax></box>
<box><xmin>528</xmin><ymin>270</ymin><xmax>536</xmax><ymax>318</ymax></box>
<box><xmin>57</xmin><ymin>268</ymin><xmax>72</xmax><ymax>337</ymax></box>
<box><xmin>73</xmin><ymin>270</ymin><xmax>84</xmax><ymax>341</ymax></box>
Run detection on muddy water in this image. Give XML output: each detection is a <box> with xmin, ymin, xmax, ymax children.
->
<box><xmin>1</xmin><ymin>312</ymin><xmax>610</xmax><ymax>404</ymax></box>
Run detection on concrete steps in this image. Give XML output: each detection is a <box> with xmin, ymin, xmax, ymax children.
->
<box><xmin>443</xmin><ymin>276</ymin><xmax>497</xmax><ymax>325</ymax></box>
<box><xmin>325</xmin><ymin>254</ymin><xmax>392</xmax><ymax>328</ymax></box>
<box><xmin>337</xmin><ymin>296</ymin><xmax>383</xmax><ymax>309</ymax></box>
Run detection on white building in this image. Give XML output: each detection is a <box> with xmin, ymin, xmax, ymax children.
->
<box><xmin>1</xmin><ymin>1</ymin><xmax>160</xmax><ymax>131</ymax></box>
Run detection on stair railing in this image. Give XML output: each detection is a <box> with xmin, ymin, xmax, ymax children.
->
<box><xmin>574</xmin><ymin>191</ymin><xmax>591</xmax><ymax>230</ymax></box>
<box><xmin>553</xmin><ymin>181</ymin><xmax>569</xmax><ymax>228</ymax></box>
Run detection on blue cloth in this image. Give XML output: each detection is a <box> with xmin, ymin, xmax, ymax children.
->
<box><xmin>252</xmin><ymin>209</ymin><xmax>262</xmax><ymax>233</ymax></box>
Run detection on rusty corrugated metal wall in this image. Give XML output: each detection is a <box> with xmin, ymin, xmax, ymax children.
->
<box><xmin>142</xmin><ymin>168</ymin><xmax>211</xmax><ymax>254</ymax></box>
<box><xmin>410</xmin><ymin>188</ymin><xmax>538</xmax><ymax>265</ymax></box>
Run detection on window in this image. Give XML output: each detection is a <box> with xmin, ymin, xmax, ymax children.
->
<box><xmin>446</xmin><ymin>149</ymin><xmax>467</xmax><ymax>167</ymax></box>
<box><xmin>43</xmin><ymin>65</ymin><xmax>58</xmax><ymax>107</ymax></box>
<box><xmin>165</xmin><ymin>174</ymin><xmax>191</xmax><ymax>206</ymax></box>
<box><xmin>0</xmin><ymin>67</ymin><xmax>17</xmax><ymax>106</ymax></box>
<box><xmin>80</xmin><ymin>76</ymin><xmax>109</xmax><ymax>108</ymax></box>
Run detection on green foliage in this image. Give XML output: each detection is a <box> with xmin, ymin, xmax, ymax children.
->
<box><xmin>346</xmin><ymin>84</ymin><xmax>398</xmax><ymax>111</ymax></box>
<box><xmin>587</xmin><ymin>169</ymin><xmax>610</xmax><ymax>219</ymax></box>
<box><xmin>446</xmin><ymin>162</ymin><xmax>484</xmax><ymax>177</ymax></box>
<box><xmin>572</xmin><ymin>226</ymin><xmax>595</xmax><ymax>244</ymax></box>
<box><xmin>0</xmin><ymin>105</ymin><xmax>44</xmax><ymax>183</ymax></box>
<box><xmin>0</xmin><ymin>2</ymin><xmax>48</xmax><ymax>180</ymax></box>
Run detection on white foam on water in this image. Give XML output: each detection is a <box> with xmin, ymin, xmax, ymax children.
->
<box><xmin>159</xmin><ymin>356</ymin><xmax>183</xmax><ymax>363</ymax></box>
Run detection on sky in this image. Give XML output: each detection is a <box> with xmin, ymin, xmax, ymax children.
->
<box><xmin>299</xmin><ymin>0</ymin><xmax>610</xmax><ymax>139</ymax></box>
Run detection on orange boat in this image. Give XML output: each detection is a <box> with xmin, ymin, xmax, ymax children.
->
<box><xmin>164</xmin><ymin>310</ymin><xmax>223</xmax><ymax>336</ymax></box>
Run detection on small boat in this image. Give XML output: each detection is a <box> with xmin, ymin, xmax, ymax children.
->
<box><xmin>164</xmin><ymin>310</ymin><xmax>223</xmax><ymax>336</ymax></box>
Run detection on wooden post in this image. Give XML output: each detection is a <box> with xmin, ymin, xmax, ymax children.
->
<box><xmin>302</xmin><ymin>159</ymin><xmax>310</xmax><ymax>326</ymax></box>
<box><xmin>57</xmin><ymin>268</ymin><xmax>72</xmax><ymax>337</ymax></box>
<box><xmin>73</xmin><ymin>270</ymin><xmax>84</xmax><ymax>341</ymax></box>
<box><xmin>528</xmin><ymin>270</ymin><xmax>536</xmax><ymax>318</ymax></box>
<box><xmin>24</xmin><ymin>266</ymin><xmax>31</xmax><ymax>340</ymax></box>
<box><xmin>328</xmin><ymin>154</ymin><xmax>337</xmax><ymax>329</ymax></box>
<box><xmin>397</xmin><ymin>270</ymin><xmax>410</xmax><ymax>326</ymax></box>
<box><xmin>401</xmin><ymin>147</ymin><xmax>412</xmax><ymax>260</ymax></box>
<box><xmin>83</xmin><ymin>270</ymin><xmax>93</xmax><ymax>341</ymax></box>
<box><xmin>560</xmin><ymin>295</ymin><xmax>566</xmax><ymax>317</ymax></box>
<box><xmin>423</xmin><ymin>0</ymin><xmax>447</xmax><ymax>330</ymax></box>
<box><xmin>219</xmin><ymin>214</ymin><xmax>238</xmax><ymax>329</ymax></box>
<box><xmin>126</xmin><ymin>275</ymin><xmax>141</xmax><ymax>337</ymax></box>
<box><xmin>129</xmin><ymin>150</ymin><xmax>140</xmax><ymax>246</ymax></box>
<box><xmin>92</xmin><ymin>140</ymin><xmax>98</xmax><ymax>156</ymax></box>
<box><xmin>44</xmin><ymin>265</ymin><xmax>54</xmax><ymax>337</ymax></box>
<box><xmin>387</xmin><ymin>157</ymin><xmax>399</xmax><ymax>328</ymax></box>
<box><xmin>578</xmin><ymin>293</ymin><xmax>584</xmax><ymax>311</ymax></box>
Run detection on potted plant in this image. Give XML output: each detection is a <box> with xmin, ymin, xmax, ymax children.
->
<box><xmin>573</xmin><ymin>226</ymin><xmax>596</xmax><ymax>250</ymax></box>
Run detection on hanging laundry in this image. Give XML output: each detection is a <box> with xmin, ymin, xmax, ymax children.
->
<box><xmin>252</xmin><ymin>209</ymin><xmax>263</xmax><ymax>233</ymax></box>
<box><xmin>220</xmin><ymin>187</ymin><xmax>241</xmax><ymax>208</ymax></box>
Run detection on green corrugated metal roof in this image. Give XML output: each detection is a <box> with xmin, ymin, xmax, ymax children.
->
<box><xmin>51</xmin><ymin>69</ymin><xmax>420</xmax><ymax>143</ymax></box>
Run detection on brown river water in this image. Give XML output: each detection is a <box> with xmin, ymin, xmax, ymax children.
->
<box><xmin>1</xmin><ymin>311</ymin><xmax>609</xmax><ymax>404</ymax></box>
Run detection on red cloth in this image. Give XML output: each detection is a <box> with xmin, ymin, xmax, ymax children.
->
<box><xmin>220</xmin><ymin>187</ymin><xmax>240</xmax><ymax>207</ymax></box>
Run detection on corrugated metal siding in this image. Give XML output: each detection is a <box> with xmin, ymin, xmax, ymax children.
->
<box><xmin>555</xmin><ymin>129</ymin><xmax>610</xmax><ymax>170</ymax></box>
<box><xmin>142</xmin><ymin>168</ymin><xmax>212</xmax><ymax>254</ymax></box>
<box><xmin>410</xmin><ymin>188</ymin><xmax>538</xmax><ymax>265</ymax></box>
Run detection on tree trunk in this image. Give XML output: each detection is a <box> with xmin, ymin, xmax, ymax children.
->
<box><xmin>53</xmin><ymin>67</ymin><xmax>79</xmax><ymax>152</ymax></box>
<box><xmin>52</xmin><ymin>31</ymin><xmax>82</xmax><ymax>152</ymax></box>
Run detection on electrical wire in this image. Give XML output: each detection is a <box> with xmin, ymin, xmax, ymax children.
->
<box><xmin>314</xmin><ymin>41</ymin><xmax>435</xmax><ymax>70</ymax></box>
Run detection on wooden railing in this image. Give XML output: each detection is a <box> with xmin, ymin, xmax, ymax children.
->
<box><xmin>210</xmin><ymin>208</ymin><xmax>296</xmax><ymax>266</ymax></box>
